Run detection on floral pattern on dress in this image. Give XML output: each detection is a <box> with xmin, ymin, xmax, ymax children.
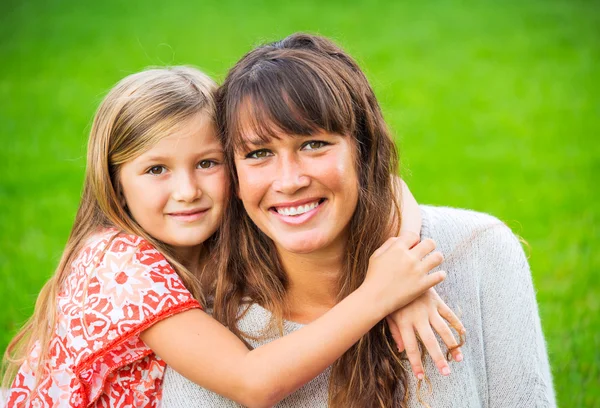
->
<box><xmin>6</xmin><ymin>229</ymin><xmax>201</xmax><ymax>407</ymax></box>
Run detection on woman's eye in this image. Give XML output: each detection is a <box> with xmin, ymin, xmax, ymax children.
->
<box><xmin>147</xmin><ymin>165</ymin><xmax>166</xmax><ymax>175</ymax></box>
<box><xmin>198</xmin><ymin>160</ymin><xmax>216</xmax><ymax>169</ymax></box>
<box><xmin>302</xmin><ymin>141</ymin><xmax>328</xmax><ymax>150</ymax></box>
<box><xmin>246</xmin><ymin>149</ymin><xmax>272</xmax><ymax>159</ymax></box>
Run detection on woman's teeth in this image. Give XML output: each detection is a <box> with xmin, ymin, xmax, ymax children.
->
<box><xmin>276</xmin><ymin>201</ymin><xmax>320</xmax><ymax>216</ymax></box>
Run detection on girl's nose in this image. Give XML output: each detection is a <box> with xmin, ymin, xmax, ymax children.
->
<box><xmin>172</xmin><ymin>171</ymin><xmax>202</xmax><ymax>202</ymax></box>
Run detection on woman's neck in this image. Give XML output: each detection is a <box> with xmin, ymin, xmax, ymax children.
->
<box><xmin>277</xmin><ymin>244</ymin><xmax>345</xmax><ymax>324</ymax></box>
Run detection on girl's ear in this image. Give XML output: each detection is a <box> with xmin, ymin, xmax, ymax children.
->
<box><xmin>114</xmin><ymin>179</ymin><xmax>127</xmax><ymax>208</ymax></box>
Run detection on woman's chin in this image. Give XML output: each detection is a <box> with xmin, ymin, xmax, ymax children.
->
<box><xmin>277</xmin><ymin>236</ymin><xmax>331</xmax><ymax>255</ymax></box>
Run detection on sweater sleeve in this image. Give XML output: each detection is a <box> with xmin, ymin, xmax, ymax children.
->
<box><xmin>476</xmin><ymin>222</ymin><xmax>556</xmax><ymax>407</ymax></box>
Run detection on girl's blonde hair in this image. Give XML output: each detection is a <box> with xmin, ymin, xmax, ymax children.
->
<box><xmin>2</xmin><ymin>66</ymin><xmax>217</xmax><ymax>390</ymax></box>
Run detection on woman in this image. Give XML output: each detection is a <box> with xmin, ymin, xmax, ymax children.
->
<box><xmin>162</xmin><ymin>33</ymin><xmax>555</xmax><ymax>407</ymax></box>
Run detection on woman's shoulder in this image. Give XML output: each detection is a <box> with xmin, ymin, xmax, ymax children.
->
<box><xmin>419</xmin><ymin>205</ymin><xmax>528</xmax><ymax>276</ymax></box>
<box><xmin>419</xmin><ymin>205</ymin><xmax>520</xmax><ymax>249</ymax></box>
<box><xmin>419</xmin><ymin>205</ymin><xmax>528</xmax><ymax>284</ymax></box>
<box><xmin>420</xmin><ymin>205</ymin><xmax>505</xmax><ymax>233</ymax></box>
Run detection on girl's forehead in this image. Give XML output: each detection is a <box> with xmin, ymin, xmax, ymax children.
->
<box><xmin>132</xmin><ymin>113</ymin><xmax>222</xmax><ymax>161</ymax></box>
<box><xmin>164</xmin><ymin>111</ymin><xmax>217</xmax><ymax>142</ymax></box>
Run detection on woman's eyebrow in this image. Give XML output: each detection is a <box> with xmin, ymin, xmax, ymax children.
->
<box><xmin>243</xmin><ymin>137</ymin><xmax>269</xmax><ymax>147</ymax></box>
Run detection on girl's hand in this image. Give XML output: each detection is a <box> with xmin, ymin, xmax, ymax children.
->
<box><xmin>364</xmin><ymin>235</ymin><xmax>446</xmax><ymax>317</ymax></box>
<box><xmin>386</xmin><ymin>288</ymin><xmax>466</xmax><ymax>379</ymax></box>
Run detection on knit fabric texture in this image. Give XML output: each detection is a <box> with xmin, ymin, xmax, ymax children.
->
<box><xmin>161</xmin><ymin>206</ymin><xmax>556</xmax><ymax>407</ymax></box>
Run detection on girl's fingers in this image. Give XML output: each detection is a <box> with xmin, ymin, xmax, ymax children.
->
<box><xmin>438</xmin><ymin>302</ymin><xmax>466</xmax><ymax>336</ymax></box>
<box><xmin>430</xmin><ymin>314</ymin><xmax>462</xmax><ymax>362</ymax></box>
<box><xmin>371</xmin><ymin>237</ymin><xmax>398</xmax><ymax>258</ymax></box>
<box><xmin>399</xmin><ymin>325</ymin><xmax>424</xmax><ymax>380</ymax></box>
<box><xmin>421</xmin><ymin>251</ymin><xmax>444</xmax><ymax>271</ymax></box>
<box><xmin>386</xmin><ymin>316</ymin><xmax>405</xmax><ymax>352</ymax></box>
<box><xmin>421</xmin><ymin>270</ymin><xmax>447</xmax><ymax>291</ymax></box>
<box><xmin>411</xmin><ymin>238</ymin><xmax>436</xmax><ymax>259</ymax></box>
<box><xmin>397</xmin><ymin>232</ymin><xmax>420</xmax><ymax>249</ymax></box>
<box><xmin>448</xmin><ymin>346</ymin><xmax>463</xmax><ymax>363</ymax></box>
<box><xmin>416</xmin><ymin>323</ymin><xmax>451</xmax><ymax>376</ymax></box>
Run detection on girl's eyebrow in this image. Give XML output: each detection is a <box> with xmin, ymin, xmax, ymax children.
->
<box><xmin>198</xmin><ymin>148</ymin><xmax>225</xmax><ymax>155</ymax></box>
<box><xmin>141</xmin><ymin>155</ymin><xmax>170</xmax><ymax>163</ymax></box>
<box><xmin>141</xmin><ymin>148</ymin><xmax>224</xmax><ymax>163</ymax></box>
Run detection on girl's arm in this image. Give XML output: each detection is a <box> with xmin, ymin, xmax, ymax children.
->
<box><xmin>397</xmin><ymin>177</ymin><xmax>422</xmax><ymax>241</ymax></box>
<box><xmin>141</xmin><ymin>235</ymin><xmax>446</xmax><ymax>408</ymax></box>
<box><xmin>389</xmin><ymin>178</ymin><xmax>466</xmax><ymax>379</ymax></box>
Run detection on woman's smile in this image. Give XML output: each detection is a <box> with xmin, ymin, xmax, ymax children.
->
<box><xmin>235</xmin><ymin>130</ymin><xmax>359</xmax><ymax>255</ymax></box>
<box><xmin>269</xmin><ymin>198</ymin><xmax>327</xmax><ymax>225</ymax></box>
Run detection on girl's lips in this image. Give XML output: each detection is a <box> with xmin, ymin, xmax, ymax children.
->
<box><xmin>269</xmin><ymin>199</ymin><xmax>326</xmax><ymax>225</ymax></box>
<box><xmin>167</xmin><ymin>209</ymin><xmax>209</xmax><ymax>222</ymax></box>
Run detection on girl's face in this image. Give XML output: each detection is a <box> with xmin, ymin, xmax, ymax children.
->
<box><xmin>235</xmin><ymin>129</ymin><xmax>359</xmax><ymax>256</ymax></box>
<box><xmin>119</xmin><ymin>112</ymin><xmax>227</xmax><ymax>252</ymax></box>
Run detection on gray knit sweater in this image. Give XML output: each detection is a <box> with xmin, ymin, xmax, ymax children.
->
<box><xmin>161</xmin><ymin>206</ymin><xmax>556</xmax><ymax>407</ymax></box>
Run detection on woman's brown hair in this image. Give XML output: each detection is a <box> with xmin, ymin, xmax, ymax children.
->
<box><xmin>212</xmin><ymin>33</ymin><xmax>413</xmax><ymax>407</ymax></box>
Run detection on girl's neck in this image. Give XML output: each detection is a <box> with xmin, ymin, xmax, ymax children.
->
<box><xmin>277</xmin><ymin>243</ymin><xmax>344</xmax><ymax>324</ymax></box>
<box><xmin>173</xmin><ymin>244</ymin><xmax>204</xmax><ymax>274</ymax></box>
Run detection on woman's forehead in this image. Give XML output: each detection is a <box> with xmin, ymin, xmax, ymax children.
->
<box><xmin>231</xmin><ymin>98</ymin><xmax>326</xmax><ymax>149</ymax></box>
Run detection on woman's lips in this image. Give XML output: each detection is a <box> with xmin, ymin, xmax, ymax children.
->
<box><xmin>269</xmin><ymin>199</ymin><xmax>326</xmax><ymax>225</ymax></box>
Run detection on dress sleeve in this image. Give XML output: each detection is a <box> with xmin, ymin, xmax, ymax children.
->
<box><xmin>477</xmin><ymin>223</ymin><xmax>556</xmax><ymax>407</ymax></box>
<box><xmin>66</xmin><ymin>233</ymin><xmax>201</xmax><ymax>404</ymax></box>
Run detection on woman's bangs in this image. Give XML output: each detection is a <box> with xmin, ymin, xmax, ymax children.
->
<box><xmin>227</xmin><ymin>58</ymin><xmax>354</xmax><ymax>152</ymax></box>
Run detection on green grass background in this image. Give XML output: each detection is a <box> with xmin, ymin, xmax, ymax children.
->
<box><xmin>1</xmin><ymin>0</ymin><xmax>598</xmax><ymax>405</ymax></box>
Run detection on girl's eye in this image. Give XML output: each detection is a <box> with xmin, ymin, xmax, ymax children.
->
<box><xmin>302</xmin><ymin>141</ymin><xmax>328</xmax><ymax>151</ymax></box>
<box><xmin>246</xmin><ymin>149</ymin><xmax>272</xmax><ymax>159</ymax></box>
<box><xmin>198</xmin><ymin>160</ymin><xmax>217</xmax><ymax>169</ymax></box>
<box><xmin>147</xmin><ymin>165</ymin><xmax>166</xmax><ymax>175</ymax></box>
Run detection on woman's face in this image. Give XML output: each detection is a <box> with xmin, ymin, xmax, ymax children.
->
<box><xmin>119</xmin><ymin>112</ymin><xmax>228</xmax><ymax>252</ymax></box>
<box><xmin>234</xmin><ymin>129</ymin><xmax>359</xmax><ymax>255</ymax></box>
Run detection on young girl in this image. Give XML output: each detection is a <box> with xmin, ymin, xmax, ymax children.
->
<box><xmin>2</xmin><ymin>67</ymin><xmax>456</xmax><ymax>407</ymax></box>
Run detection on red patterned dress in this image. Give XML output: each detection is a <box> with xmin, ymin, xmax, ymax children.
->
<box><xmin>6</xmin><ymin>229</ymin><xmax>201</xmax><ymax>407</ymax></box>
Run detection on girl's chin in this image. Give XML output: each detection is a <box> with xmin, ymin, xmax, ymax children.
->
<box><xmin>163</xmin><ymin>231</ymin><xmax>216</xmax><ymax>248</ymax></box>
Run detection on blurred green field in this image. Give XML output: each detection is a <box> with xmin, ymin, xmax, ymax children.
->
<box><xmin>1</xmin><ymin>0</ymin><xmax>598</xmax><ymax>405</ymax></box>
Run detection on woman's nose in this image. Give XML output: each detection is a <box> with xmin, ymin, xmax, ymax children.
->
<box><xmin>272</xmin><ymin>155</ymin><xmax>310</xmax><ymax>194</ymax></box>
